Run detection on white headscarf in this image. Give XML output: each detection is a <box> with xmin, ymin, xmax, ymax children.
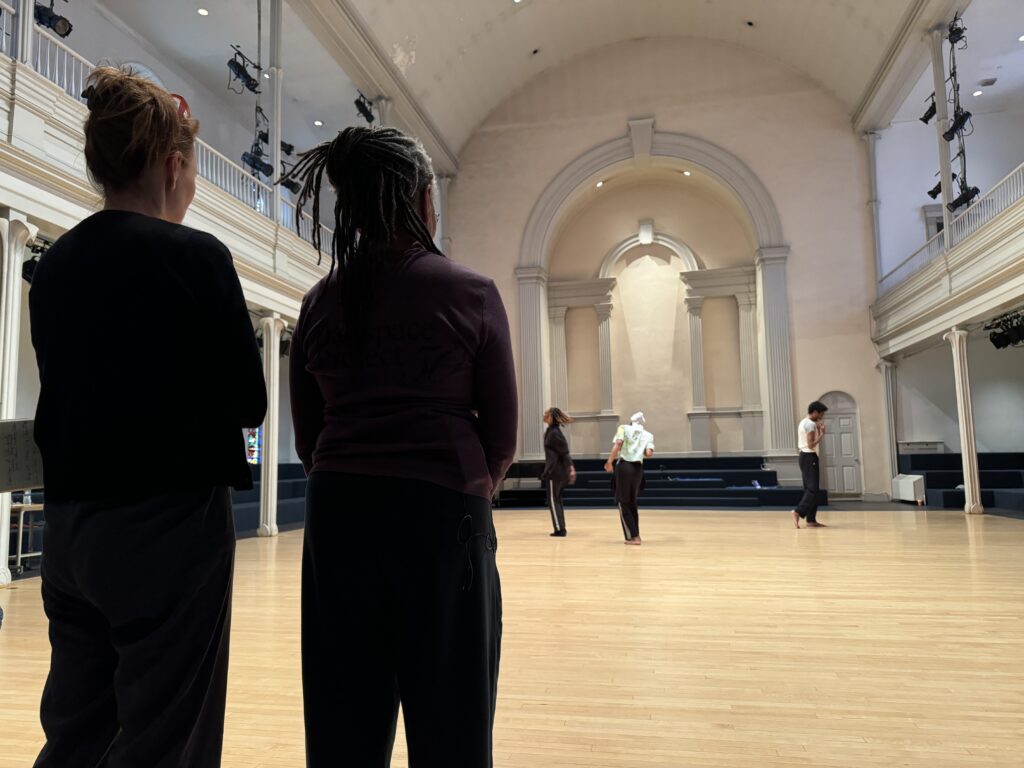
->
<box><xmin>630</xmin><ymin>411</ymin><xmax>645</xmax><ymax>425</ymax></box>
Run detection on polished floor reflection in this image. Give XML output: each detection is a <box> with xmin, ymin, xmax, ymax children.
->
<box><xmin>2</xmin><ymin>508</ymin><xmax>1023</xmax><ymax>767</ymax></box>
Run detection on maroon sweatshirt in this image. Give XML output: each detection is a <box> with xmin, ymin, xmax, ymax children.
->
<box><xmin>290</xmin><ymin>245</ymin><xmax>518</xmax><ymax>500</ymax></box>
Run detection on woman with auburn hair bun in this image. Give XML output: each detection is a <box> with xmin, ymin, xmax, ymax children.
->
<box><xmin>29</xmin><ymin>66</ymin><xmax>266</xmax><ymax>768</ymax></box>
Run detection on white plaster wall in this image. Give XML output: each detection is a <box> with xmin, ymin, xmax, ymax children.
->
<box><xmin>876</xmin><ymin>110</ymin><xmax>1024</xmax><ymax>276</ymax></box>
<box><xmin>278</xmin><ymin>353</ymin><xmax>301</xmax><ymax>465</ymax></box>
<box><xmin>450</xmin><ymin>37</ymin><xmax>887</xmax><ymax>491</ymax></box>
<box><xmin>897</xmin><ymin>337</ymin><xmax>1024</xmax><ymax>453</ymax></box>
<box><xmin>609</xmin><ymin>249</ymin><xmax>689</xmax><ymax>453</ymax></box>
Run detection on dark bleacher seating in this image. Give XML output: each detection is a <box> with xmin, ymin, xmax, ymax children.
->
<box><xmin>898</xmin><ymin>453</ymin><xmax>1024</xmax><ymax>510</ymax></box>
<box><xmin>231</xmin><ymin>463</ymin><xmax>307</xmax><ymax>533</ymax></box>
<box><xmin>495</xmin><ymin>456</ymin><xmax>826</xmax><ymax>509</ymax></box>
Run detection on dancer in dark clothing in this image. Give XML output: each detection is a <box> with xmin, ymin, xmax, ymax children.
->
<box><xmin>793</xmin><ymin>401</ymin><xmax>829</xmax><ymax>529</ymax></box>
<box><xmin>541</xmin><ymin>408</ymin><xmax>576</xmax><ymax>536</ymax></box>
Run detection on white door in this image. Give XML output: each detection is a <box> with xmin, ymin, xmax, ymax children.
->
<box><xmin>819</xmin><ymin>391</ymin><xmax>862</xmax><ymax>496</ymax></box>
<box><xmin>821</xmin><ymin>410</ymin><xmax>862</xmax><ymax>496</ymax></box>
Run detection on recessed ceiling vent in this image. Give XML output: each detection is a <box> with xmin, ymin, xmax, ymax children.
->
<box><xmin>978</xmin><ymin>77</ymin><xmax>998</xmax><ymax>87</ymax></box>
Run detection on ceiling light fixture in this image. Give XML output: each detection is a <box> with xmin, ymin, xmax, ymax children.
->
<box><xmin>34</xmin><ymin>1</ymin><xmax>73</xmax><ymax>38</ymax></box>
<box><xmin>313</xmin><ymin>119</ymin><xmax>323</xmax><ymax>127</ymax></box>
<box><xmin>596</xmin><ymin>180</ymin><xmax>604</xmax><ymax>188</ymax></box>
<box><xmin>683</xmin><ymin>171</ymin><xmax>692</xmax><ymax>177</ymax></box>
<box><xmin>1019</xmin><ymin>34</ymin><xmax>1024</xmax><ymax>42</ymax></box>
<box><xmin>197</xmin><ymin>8</ymin><xmax>209</xmax><ymax>16</ymax></box>
<box><xmin>973</xmin><ymin>89</ymin><xmax>983</xmax><ymax>97</ymax></box>
<box><xmin>354</xmin><ymin>92</ymin><xmax>376</xmax><ymax>124</ymax></box>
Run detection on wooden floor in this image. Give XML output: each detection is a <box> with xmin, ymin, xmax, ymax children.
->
<box><xmin>2</xmin><ymin>508</ymin><xmax>1024</xmax><ymax>767</ymax></box>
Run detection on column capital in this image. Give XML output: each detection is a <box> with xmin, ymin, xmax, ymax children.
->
<box><xmin>515</xmin><ymin>266</ymin><xmax>549</xmax><ymax>286</ymax></box>
<box><xmin>876</xmin><ymin>357</ymin><xmax>896</xmax><ymax>371</ymax></box>
<box><xmin>684</xmin><ymin>296</ymin><xmax>704</xmax><ymax>313</ymax></box>
<box><xmin>755</xmin><ymin>246</ymin><xmax>790</xmax><ymax>266</ymax></box>
<box><xmin>944</xmin><ymin>326</ymin><xmax>969</xmax><ymax>345</ymax></box>
<box><xmin>594</xmin><ymin>302</ymin><xmax>613</xmax><ymax>322</ymax></box>
<box><xmin>548</xmin><ymin>304</ymin><xmax>569</xmax><ymax>322</ymax></box>
<box><xmin>734</xmin><ymin>291</ymin><xmax>756</xmax><ymax>308</ymax></box>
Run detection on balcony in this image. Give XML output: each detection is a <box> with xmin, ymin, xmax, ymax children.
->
<box><xmin>873</xmin><ymin>159</ymin><xmax>1024</xmax><ymax>356</ymax></box>
<box><xmin>0</xmin><ymin>7</ymin><xmax>330</xmax><ymax>317</ymax></box>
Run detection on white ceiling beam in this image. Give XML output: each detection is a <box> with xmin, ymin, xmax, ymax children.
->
<box><xmin>287</xmin><ymin>0</ymin><xmax>459</xmax><ymax>174</ymax></box>
<box><xmin>852</xmin><ymin>0</ymin><xmax>973</xmax><ymax>133</ymax></box>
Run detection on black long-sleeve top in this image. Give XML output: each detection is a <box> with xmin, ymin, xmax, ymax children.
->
<box><xmin>541</xmin><ymin>424</ymin><xmax>573</xmax><ymax>483</ymax></box>
<box><xmin>29</xmin><ymin>210</ymin><xmax>267</xmax><ymax>502</ymax></box>
<box><xmin>290</xmin><ymin>245</ymin><xmax>518</xmax><ymax>500</ymax></box>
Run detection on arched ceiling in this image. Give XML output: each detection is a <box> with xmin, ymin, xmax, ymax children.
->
<box><xmin>348</xmin><ymin>0</ymin><xmax>922</xmax><ymax>152</ymax></box>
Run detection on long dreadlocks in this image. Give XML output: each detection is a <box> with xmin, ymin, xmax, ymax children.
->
<box><xmin>280</xmin><ymin>126</ymin><xmax>443</xmax><ymax>341</ymax></box>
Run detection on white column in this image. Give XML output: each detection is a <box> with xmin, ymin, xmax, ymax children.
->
<box><xmin>269</xmin><ymin>0</ymin><xmax>284</xmax><ymax>225</ymax></box>
<box><xmin>686</xmin><ymin>297</ymin><xmax>706</xmax><ymax>408</ymax></box>
<box><xmin>863</xmin><ymin>132</ymin><xmax>884</xmax><ymax>281</ymax></box>
<box><xmin>0</xmin><ymin>211</ymin><xmax>37</xmax><ymax>586</ymax></box>
<box><xmin>944</xmin><ymin>328</ymin><xmax>983</xmax><ymax>515</ymax></box>
<box><xmin>435</xmin><ymin>175</ymin><xmax>452</xmax><ymax>254</ymax></box>
<box><xmin>736</xmin><ymin>292</ymin><xmax>763</xmax><ymax>451</ymax></box>
<box><xmin>516</xmin><ymin>267</ymin><xmax>549</xmax><ymax>460</ymax></box>
<box><xmin>16</xmin><ymin>0</ymin><xmax>33</xmax><ymax>65</ymax></box>
<box><xmin>685</xmin><ymin>296</ymin><xmax>711</xmax><ymax>453</ymax></box>
<box><xmin>929</xmin><ymin>28</ymin><xmax>954</xmax><ymax>248</ymax></box>
<box><xmin>376</xmin><ymin>97</ymin><xmax>393</xmax><ymax>126</ymax></box>
<box><xmin>548</xmin><ymin>305</ymin><xmax>569</xmax><ymax>411</ymax></box>
<box><xmin>756</xmin><ymin>247</ymin><xmax>796</xmax><ymax>455</ymax></box>
<box><xmin>259</xmin><ymin>314</ymin><xmax>286</xmax><ymax>537</ymax></box>
<box><xmin>878</xmin><ymin>358</ymin><xmax>899</xmax><ymax>482</ymax></box>
<box><xmin>595</xmin><ymin>302</ymin><xmax>614</xmax><ymax>413</ymax></box>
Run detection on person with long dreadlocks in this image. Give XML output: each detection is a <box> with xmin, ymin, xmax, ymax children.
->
<box><xmin>541</xmin><ymin>407</ymin><xmax>575</xmax><ymax>537</ymax></box>
<box><xmin>283</xmin><ymin>126</ymin><xmax>517</xmax><ymax>766</ymax></box>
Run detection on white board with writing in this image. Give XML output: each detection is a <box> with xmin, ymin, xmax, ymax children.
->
<box><xmin>0</xmin><ymin>419</ymin><xmax>44</xmax><ymax>493</ymax></box>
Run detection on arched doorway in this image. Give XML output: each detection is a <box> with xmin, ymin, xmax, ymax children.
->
<box><xmin>819</xmin><ymin>391</ymin><xmax>862</xmax><ymax>496</ymax></box>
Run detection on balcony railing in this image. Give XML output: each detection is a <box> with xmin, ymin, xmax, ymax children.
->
<box><xmin>0</xmin><ymin>2</ymin><xmax>16</xmax><ymax>57</ymax></box>
<box><xmin>879</xmin><ymin>158</ymin><xmax>1024</xmax><ymax>297</ymax></box>
<box><xmin>194</xmin><ymin>141</ymin><xmax>275</xmax><ymax>219</ymax></box>
<box><xmin>32</xmin><ymin>28</ymin><xmax>90</xmax><ymax>103</ymax></box>
<box><xmin>280</xmin><ymin>199</ymin><xmax>334</xmax><ymax>253</ymax></box>
<box><xmin>949</xmin><ymin>162</ymin><xmax>1024</xmax><ymax>248</ymax></box>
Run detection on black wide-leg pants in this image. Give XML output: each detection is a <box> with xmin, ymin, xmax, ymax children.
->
<box><xmin>547</xmin><ymin>477</ymin><xmax>568</xmax><ymax>533</ymax></box>
<box><xmin>795</xmin><ymin>452</ymin><xmax>820</xmax><ymax>523</ymax></box>
<box><xmin>614</xmin><ymin>460</ymin><xmax>644</xmax><ymax>540</ymax></box>
<box><xmin>35</xmin><ymin>488</ymin><xmax>235</xmax><ymax>768</ymax></box>
<box><xmin>302</xmin><ymin>472</ymin><xmax>502</xmax><ymax>768</ymax></box>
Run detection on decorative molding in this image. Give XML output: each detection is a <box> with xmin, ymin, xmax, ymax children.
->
<box><xmin>628</xmin><ymin>117</ymin><xmax>655</xmax><ymax>161</ymax></box>
<box><xmin>680</xmin><ymin>265</ymin><xmax>756</xmax><ymax>299</ymax></box>
<box><xmin>596</xmin><ymin>302</ymin><xmax>615</xmax><ymax>412</ymax></box>
<box><xmin>548</xmin><ymin>277</ymin><xmax>615</xmax><ymax>308</ymax></box>
<box><xmin>652</xmin><ymin>133</ymin><xmax>786</xmax><ymax>249</ymax></box>
<box><xmin>599</xmin><ymin>231</ymin><xmax>700</xmax><ymax>278</ymax></box>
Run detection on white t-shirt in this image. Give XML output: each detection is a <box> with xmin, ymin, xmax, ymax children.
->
<box><xmin>798</xmin><ymin>418</ymin><xmax>819</xmax><ymax>454</ymax></box>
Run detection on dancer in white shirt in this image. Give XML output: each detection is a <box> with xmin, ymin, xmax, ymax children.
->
<box><xmin>605</xmin><ymin>412</ymin><xmax>655</xmax><ymax>544</ymax></box>
<box><xmin>793</xmin><ymin>401</ymin><xmax>828</xmax><ymax>528</ymax></box>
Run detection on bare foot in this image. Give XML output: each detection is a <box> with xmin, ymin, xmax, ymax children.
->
<box><xmin>624</xmin><ymin>538</ymin><xmax>642</xmax><ymax>545</ymax></box>
<box><xmin>792</xmin><ymin>510</ymin><xmax>800</xmax><ymax>529</ymax></box>
<box><xmin>806</xmin><ymin>521</ymin><xmax>827</xmax><ymax>528</ymax></box>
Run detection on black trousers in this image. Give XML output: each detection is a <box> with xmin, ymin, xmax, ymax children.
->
<box><xmin>614</xmin><ymin>461</ymin><xmax>644</xmax><ymax>540</ymax></box>
<box><xmin>302</xmin><ymin>472</ymin><xmax>502</xmax><ymax>768</ymax></box>
<box><xmin>795</xmin><ymin>452</ymin><xmax>820</xmax><ymax>523</ymax></box>
<box><xmin>35</xmin><ymin>488</ymin><xmax>235</xmax><ymax>768</ymax></box>
<box><xmin>546</xmin><ymin>476</ymin><xmax>568</xmax><ymax>533</ymax></box>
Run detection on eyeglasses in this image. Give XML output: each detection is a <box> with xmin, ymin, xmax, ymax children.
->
<box><xmin>170</xmin><ymin>93</ymin><xmax>191</xmax><ymax>121</ymax></box>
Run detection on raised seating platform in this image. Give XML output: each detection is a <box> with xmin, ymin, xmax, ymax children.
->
<box><xmin>496</xmin><ymin>457</ymin><xmax>825</xmax><ymax>509</ymax></box>
<box><xmin>899</xmin><ymin>453</ymin><xmax>1024</xmax><ymax>510</ymax></box>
